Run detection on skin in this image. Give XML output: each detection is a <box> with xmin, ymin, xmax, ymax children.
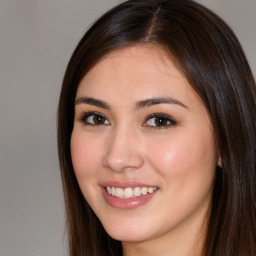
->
<box><xmin>71</xmin><ymin>46</ymin><xmax>217</xmax><ymax>256</ymax></box>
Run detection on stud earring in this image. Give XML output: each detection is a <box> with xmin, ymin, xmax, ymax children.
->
<box><xmin>217</xmin><ymin>158</ymin><xmax>222</xmax><ymax>168</ymax></box>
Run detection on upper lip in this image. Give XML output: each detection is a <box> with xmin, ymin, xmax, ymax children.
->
<box><xmin>100</xmin><ymin>181</ymin><xmax>159</xmax><ymax>189</ymax></box>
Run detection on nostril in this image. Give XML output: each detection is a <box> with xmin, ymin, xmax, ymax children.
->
<box><xmin>102</xmin><ymin>150</ymin><xmax>144</xmax><ymax>173</ymax></box>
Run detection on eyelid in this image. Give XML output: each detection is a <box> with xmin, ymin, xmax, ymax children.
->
<box><xmin>143</xmin><ymin>113</ymin><xmax>177</xmax><ymax>128</ymax></box>
<box><xmin>78</xmin><ymin>111</ymin><xmax>110</xmax><ymax>125</ymax></box>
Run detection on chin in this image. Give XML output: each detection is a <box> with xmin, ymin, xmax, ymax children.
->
<box><xmin>101</xmin><ymin>218</ymin><xmax>155</xmax><ymax>242</ymax></box>
<box><xmin>107</xmin><ymin>230</ymin><xmax>149</xmax><ymax>243</ymax></box>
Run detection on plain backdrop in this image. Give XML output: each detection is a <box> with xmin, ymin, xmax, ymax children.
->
<box><xmin>0</xmin><ymin>1</ymin><xmax>255</xmax><ymax>256</ymax></box>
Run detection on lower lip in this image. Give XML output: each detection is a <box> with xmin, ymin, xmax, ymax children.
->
<box><xmin>102</xmin><ymin>188</ymin><xmax>158</xmax><ymax>209</ymax></box>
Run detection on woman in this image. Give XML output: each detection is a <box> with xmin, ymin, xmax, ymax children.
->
<box><xmin>58</xmin><ymin>0</ymin><xmax>256</xmax><ymax>255</ymax></box>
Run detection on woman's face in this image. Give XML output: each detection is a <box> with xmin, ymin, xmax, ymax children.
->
<box><xmin>71</xmin><ymin>46</ymin><xmax>217</xmax><ymax>245</ymax></box>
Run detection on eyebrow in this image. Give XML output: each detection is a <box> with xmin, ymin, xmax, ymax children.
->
<box><xmin>135</xmin><ymin>97</ymin><xmax>188</xmax><ymax>109</ymax></box>
<box><xmin>75</xmin><ymin>97</ymin><xmax>111</xmax><ymax>109</ymax></box>
<box><xmin>75</xmin><ymin>96</ymin><xmax>188</xmax><ymax>110</ymax></box>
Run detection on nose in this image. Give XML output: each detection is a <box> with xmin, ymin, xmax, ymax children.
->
<box><xmin>102</xmin><ymin>125</ymin><xmax>144</xmax><ymax>173</ymax></box>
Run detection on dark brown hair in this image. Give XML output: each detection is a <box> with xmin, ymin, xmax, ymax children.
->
<box><xmin>58</xmin><ymin>0</ymin><xmax>256</xmax><ymax>255</ymax></box>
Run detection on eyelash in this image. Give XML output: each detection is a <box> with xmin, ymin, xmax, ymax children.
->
<box><xmin>78</xmin><ymin>112</ymin><xmax>177</xmax><ymax>129</ymax></box>
<box><xmin>143</xmin><ymin>113</ymin><xmax>177</xmax><ymax>129</ymax></box>
<box><xmin>79</xmin><ymin>112</ymin><xmax>110</xmax><ymax>126</ymax></box>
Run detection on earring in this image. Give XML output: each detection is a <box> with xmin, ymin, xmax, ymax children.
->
<box><xmin>217</xmin><ymin>158</ymin><xmax>222</xmax><ymax>168</ymax></box>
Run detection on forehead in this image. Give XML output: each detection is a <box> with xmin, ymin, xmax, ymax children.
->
<box><xmin>76</xmin><ymin>45</ymin><xmax>194</xmax><ymax>100</ymax></box>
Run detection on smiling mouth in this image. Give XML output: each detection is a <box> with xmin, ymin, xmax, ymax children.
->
<box><xmin>105</xmin><ymin>186</ymin><xmax>158</xmax><ymax>199</ymax></box>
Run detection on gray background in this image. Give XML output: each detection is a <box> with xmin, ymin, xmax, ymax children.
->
<box><xmin>0</xmin><ymin>1</ymin><xmax>255</xmax><ymax>256</ymax></box>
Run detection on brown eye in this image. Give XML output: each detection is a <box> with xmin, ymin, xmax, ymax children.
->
<box><xmin>80</xmin><ymin>113</ymin><xmax>110</xmax><ymax>125</ymax></box>
<box><xmin>143</xmin><ymin>114</ymin><xmax>177</xmax><ymax>128</ymax></box>
<box><xmin>93</xmin><ymin>115</ymin><xmax>106</xmax><ymax>124</ymax></box>
<box><xmin>155</xmin><ymin>117</ymin><xmax>168</xmax><ymax>126</ymax></box>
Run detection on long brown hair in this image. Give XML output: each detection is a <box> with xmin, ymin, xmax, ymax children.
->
<box><xmin>58</xmin><ymin>0</ymin><xmax>256</xmax><ymax>255</ymax></box>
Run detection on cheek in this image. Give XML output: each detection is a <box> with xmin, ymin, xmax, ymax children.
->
<box><xmin>146</xmin><ymin>129</ymin><xmax>215</xmax><ymax>178</ymax></box>
<box><xmin>70</xmin><ymin>131</ymin><xmax>101</xmax><ymax>178</ymax></box>
<box><xmin>70</xmin><ymin>130</ymin><xmax>104</xmax><ymax>209</ymax></box>
<box><xmin>145</xmin><ymin>130</ymin><xmax>216</xmax><ymax>225</ymax></box>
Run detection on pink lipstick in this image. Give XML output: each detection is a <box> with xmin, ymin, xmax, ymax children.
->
<box><xmin>101</xmin><ymin>182</ymin><xmax>159</xmax><ymax>209</ymax></box>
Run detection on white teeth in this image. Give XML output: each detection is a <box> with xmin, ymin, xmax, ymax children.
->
<box><xmin>134</xmin><ymin>187</ymin><xmax>142</xmax><ymax>196</ymax></box>
<box><xmin>148</xmin><ymin>187</ymin><xmax>154</xmax><ymax>193</ymax></box>
<box><xmin>112</xmin><ymin>187</ymin><xmax>116</xmax><ymax>196</ymax></box>
<box><xmin>141</xmin><ymin>187</ymin><xmax>147</xmax><ymax>195</ymax></box>
<box><xmin>124</xmin><ymin>187</ymin><xmax>133</xmax><ymax>198</ymax></box>
<box><xmin>115</xmin><ymin>188</ymin><xmax>124</xmax><ymax>198</ymax></box>
<box><xmin>106</xmin><ymin>186</ymin><xmax>157</xmax><ymax>199</ymax></box>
